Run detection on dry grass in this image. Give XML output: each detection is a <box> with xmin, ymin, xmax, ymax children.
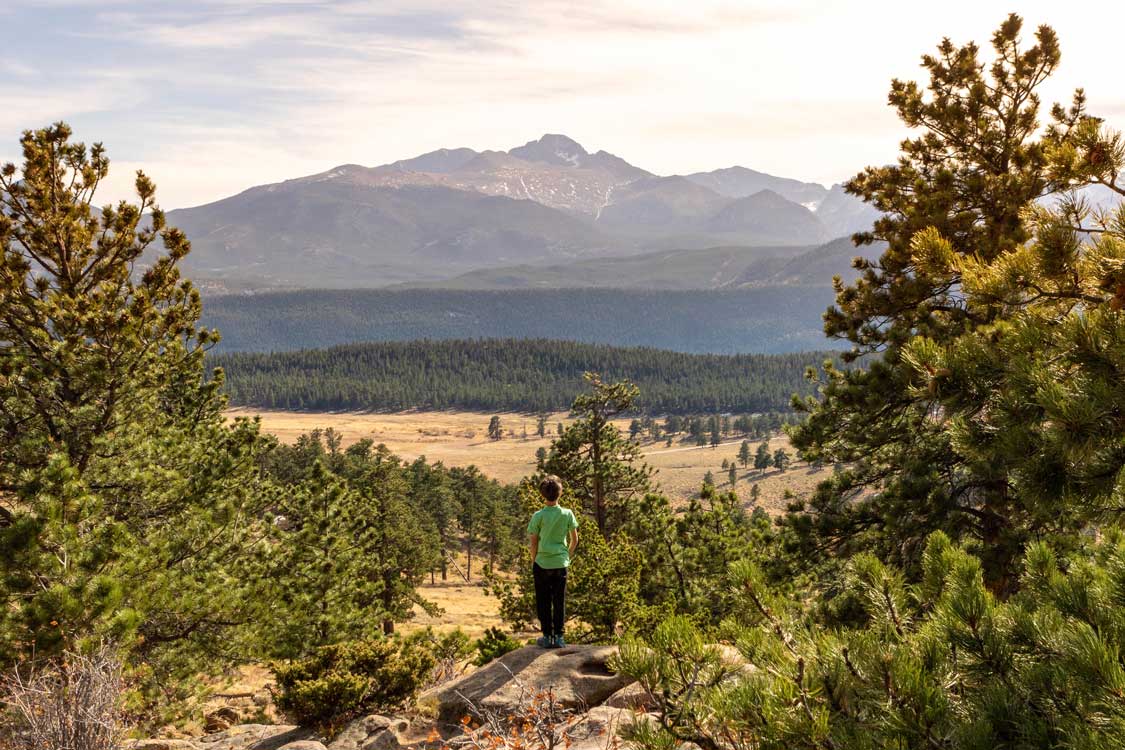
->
<box><xmin>227</xmin><ymin>408</ymin><xmax>830</xmax><ymax>514</ymax></box>
<box><xmin>405</xmin><ymin>580</ymin><xmax>505</xmax><ymax>639</ymax></box>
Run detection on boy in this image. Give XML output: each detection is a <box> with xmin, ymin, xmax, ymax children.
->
<box><xmin>527</xmin><ymin>475</ymin><xmax>578</xmax><ymax>648</ymax></box>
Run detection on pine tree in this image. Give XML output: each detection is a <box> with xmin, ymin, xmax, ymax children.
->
<box><xmin>754</xmin><ymin>442</ymin><xmax>772</xmax><ymax>473</ymax></box>
<box><xmin>487</xmin><ymin>415</ymin><xmax>503</xmax><ymax>441</ymax></box>
<box><xmin>771</xmin><ymin>448</ymin><xmax>790</xmax><ymax>472</ymax></box>
<box><xmin>0</xmin><ymin>124</ymin><xmax>263</xmax><ymax>702</ymax></box>
<box><xmin>738</xmin><ymin>440</ymin><xmax>751</xmax><ymax>467</ymax></box>
<box><xmin>619</xmin><ymin>488</ymin><xmax>772</xmax><ymax>630</ymax></box>
<box><xmin>617</xmin><ymin>531</ymin><xmax>1125</xmax><ymax>749</ymax></box>
<box><xmin>542</xmin><ymin>373</ymin><xmax>653</xmax><ymax>536</ymax></box>
<box><xmin>727</xmin><ymin>464</ymin><xmax>737</xmax><ymax>485</ymax></box>
<box><xmin>256</xmin><ymin>439</ymin><xmax>441</xmax><ymax>648</ymax></box>
<box><xmin>451</xmin><ymin>465</ymin><xmax>491</xmax><ymax>581</ymax></box>
<box><xmin>786</xmin><ymin>15</ymin><xmax>1111</xmax><ymax>584</ymax></box>
<box><xmin>899</xmin><ymin>186</ymin><xmax>1125</xmax><ymax>577</ymax></box>
<box><xmin>405</xmin><ymin>455</ymin><xmax>460</xmax><ymax>582</ymax></box>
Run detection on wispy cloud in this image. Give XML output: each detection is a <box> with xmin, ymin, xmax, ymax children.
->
<box><xmin>2</xmin><ymin>0</ymin><xmax>1122</xmax><ymax>209</ymax></box>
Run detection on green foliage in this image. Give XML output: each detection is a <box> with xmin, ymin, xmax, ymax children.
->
<box><xmin>213</xmin><ymin>338</ymin><xmax>833</xmax><ymax>415</ymax></box>
<box><xmin>894</xmin><ymin>195</ymin><xmax>1125</xmax><ymax>587</ymax></box>
<box><xmin>472</xmin><ymin>627</ymin><xmax>522</xmax><ymax>666</ymax></box>
<box><xmin>0</xmin><ymin>123</ymin><xmax>264</xmax><ymax>717</ymax></box>
<box><xmin>618</xmin><ymin>531</ymin><xmax>1125</xmax><ymax>749</ymax></box>
<box><xmin>253</xmin><ymin>432</ymin><xmax>453</xmax><ymax>653</ymax></box>
<box><xmin>451</xmin><ymin>465</ymin><xmax>523</xmax><ymax>580</ymax></box>
<box><xmin>427</xmin><ymin>628</ymin><xmax>474</xmax><ymax>665</ymax></box>
<box><xmin>620</xmin><ymin>19</ymin><xmax>1125</xmax><ymax>749</ymax></box>
<box><xmin>786</xmin><ymin>13</ymin><xmax>1120</xmax><ymax>584</ymax></box>
<box><xmin>622</xmin><ymin>489</ymin><xmax>774</xmax><ymax>633</ymax></box>
<box><xmin>565</xmin><ymin>526</ymin><xmax>642</xmax><ymax>642</ymax></box>
<box><xmin>542</xmin><ymin>373</ymin><xmax>654</xmax><ymax>536</ymax></box>
<box><xmin>271</xmin><ymin>637</ymin><xmax>435</xmax><ymax>728</ymax></box>
<box><xmin>753</xmin><ymin>442</ymin><xmax>772</xmax><ymax>472</ymax></box>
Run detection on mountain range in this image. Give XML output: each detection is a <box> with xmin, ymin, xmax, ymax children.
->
<box><xmin>170</xmin><ymin>134</ymin><xmax>881</xmax><ymax>291</ymax></box>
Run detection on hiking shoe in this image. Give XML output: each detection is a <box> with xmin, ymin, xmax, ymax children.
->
<box><xmin>552</xmin><ymin>635</ymin><xmax>566</xmax><ymax>648</ymax></box>
<box><xmin>536</xmin><ymin>636</ymin><xmax>553</xmax><ymax>648</ymax></box>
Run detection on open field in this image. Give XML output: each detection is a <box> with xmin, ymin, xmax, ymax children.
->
<box><xmin>227</xmin><ymin>408</ymin><xmax>830</xmax><ymax>514</ymax></box>
<box><xmin>407</xmin><ymin>578</ymin><xmax>505</xmax><ymax>639</ymax></box>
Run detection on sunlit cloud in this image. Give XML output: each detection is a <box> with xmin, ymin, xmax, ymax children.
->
<box><xmin>1</xmin><ymin>0</ymin><xmax>1122</xmax><ymax>209</ymax></box>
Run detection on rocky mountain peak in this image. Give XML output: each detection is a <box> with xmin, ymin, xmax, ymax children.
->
<box><xmin>509</xmin><ymin>134</ymin><xmax>590</xmax><ymax>167</ymax></box>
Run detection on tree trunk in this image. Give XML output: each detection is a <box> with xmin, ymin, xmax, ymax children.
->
<box><xmin>382</xmin><ymin>578</ymin><xmax>395</xmax><ymax>635</ymax></box>
<box><xmin>466</xmin><ymin>537</ymin><xmax>473</xmax><ymax>581</ymax></box>
<box><xmin>592</xmin><ymin>426</ymin><xmax>606</xmax><ymax>535</ymax></box>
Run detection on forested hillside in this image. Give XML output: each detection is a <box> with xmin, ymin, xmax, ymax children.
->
<box><xmin>213</xmin><ymin>339</ymin><xmax>832</xmax><ymax>414</ymax></box>
<box><xmin>202</xmin><ymin>287</ymin><xmax>841</xmax><ymax>353</ymax></box>
<box><xmin>405</xmin><ymin>237</ymin><xmax>885</xmax><ymax>291</ymax></box>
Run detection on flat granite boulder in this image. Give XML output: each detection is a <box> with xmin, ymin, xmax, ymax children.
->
<box><xmin>326</xmin><ymin>715</ymin><xmax>409</xmax><ymax>750</ymax></box>
<box><xmin>123</xmin><ymin>742</ymin><xmax>202</xmax><ymax>750</ymax></box>
<box><xmin>421</xmin><ymin>645</ymin><xmax>633</xmax><ymax>725</ymax></box>
<box><xmin>603</xmin><ymin>682</ymin><xmax>657</xmax><ymax>711</ymax></box>
<box><xmin>196</xmin><ymin>724</ymin><xmax>313</xmax><ymax>750</ymax></box>
<box><xmin>567</xmin><ymin>705</ymin><xmax>657</xmax><ymax>750</ymax></box>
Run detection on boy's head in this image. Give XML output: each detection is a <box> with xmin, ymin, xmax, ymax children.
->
<box><xmin>539</xmin><ymin>475</ymin><xmax>563</xmax><ymax>504</ymax></box>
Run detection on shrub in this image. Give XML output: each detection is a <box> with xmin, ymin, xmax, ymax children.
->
<box><xmin>413</xmin><ymin>628</ymin><xmax>473</xmax><ymax>687</ymax></box>
<box><xmin>271</xmin><ymin>637</ymin><xmax>435</xmax><ymax>727</ymax></box>
<box><xmin>1</xmin><ymin>646</ymin><xmax>125</xmax><ymax>750</ymax></box>
<box><xmin>472</xmin><ymin>628</ymin><xmax>521</xmax><ymax>666</ymax></box>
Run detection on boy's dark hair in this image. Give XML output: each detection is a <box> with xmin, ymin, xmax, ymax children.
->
<box><xmin>539</xmin><ymin>475</ymin><xmax>563</xmax><ymax>503</ymax></box>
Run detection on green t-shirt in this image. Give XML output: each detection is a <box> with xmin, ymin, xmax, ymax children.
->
<box><xmin>527</xmin><ymin>505</ymin><xmax>579</xmax><ymax>569</ymax></box>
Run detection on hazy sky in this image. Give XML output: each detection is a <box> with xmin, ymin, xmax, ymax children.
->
<box><xmin>3</xmin><ymin>0</ymin><xmax>1123</xmax><ymax>209</ymax></box>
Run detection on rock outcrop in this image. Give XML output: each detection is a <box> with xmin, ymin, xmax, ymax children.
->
<box><xmin>125</xmin><ymin>724</ymin><xmax>311</xmax><ymax>750</ymax></box>
<box><xmin>128</xmin><ymin>645</ymin><xmax>645</xmax><ymax>750</ymax></box>
<box><xmin>325</xmin><ymin>715</ymin><xmax>411</xmax><ymax>750</ymax></box>
<box><xmin>421</xmin><ymin>645</ymin><xmax>632</xmax><ymax>726</ymax></box>
<box><xmin>603</xmin><ymin>682</ymin><xmax>657</xmax><ymax>712</ymax></box>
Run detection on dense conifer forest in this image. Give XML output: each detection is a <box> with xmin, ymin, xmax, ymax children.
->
<box><xmin>212</xmin><ymin>338</ymin><xmax>832</xmax><ymax>414</ymax></box>
<box><xmin>200</xmin><ymin>286</ymin><xmax>840</xmax><ymax>354</ymax></box>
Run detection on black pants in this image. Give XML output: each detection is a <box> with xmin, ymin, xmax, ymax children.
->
<box><xmin>533</xmin><ymin>562</ymin><xmax>568</xmax><ymax>638</ymax></box>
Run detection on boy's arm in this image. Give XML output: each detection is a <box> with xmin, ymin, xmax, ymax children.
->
<box><xmin>529</xmin><ymin>533</ymin><xmax>539</xmax><ymax>562</ymax></box>
<box><xmin>568</xmin><ymin>528</ymin><xmax>578</xmax><ymax>556</ymax></box>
